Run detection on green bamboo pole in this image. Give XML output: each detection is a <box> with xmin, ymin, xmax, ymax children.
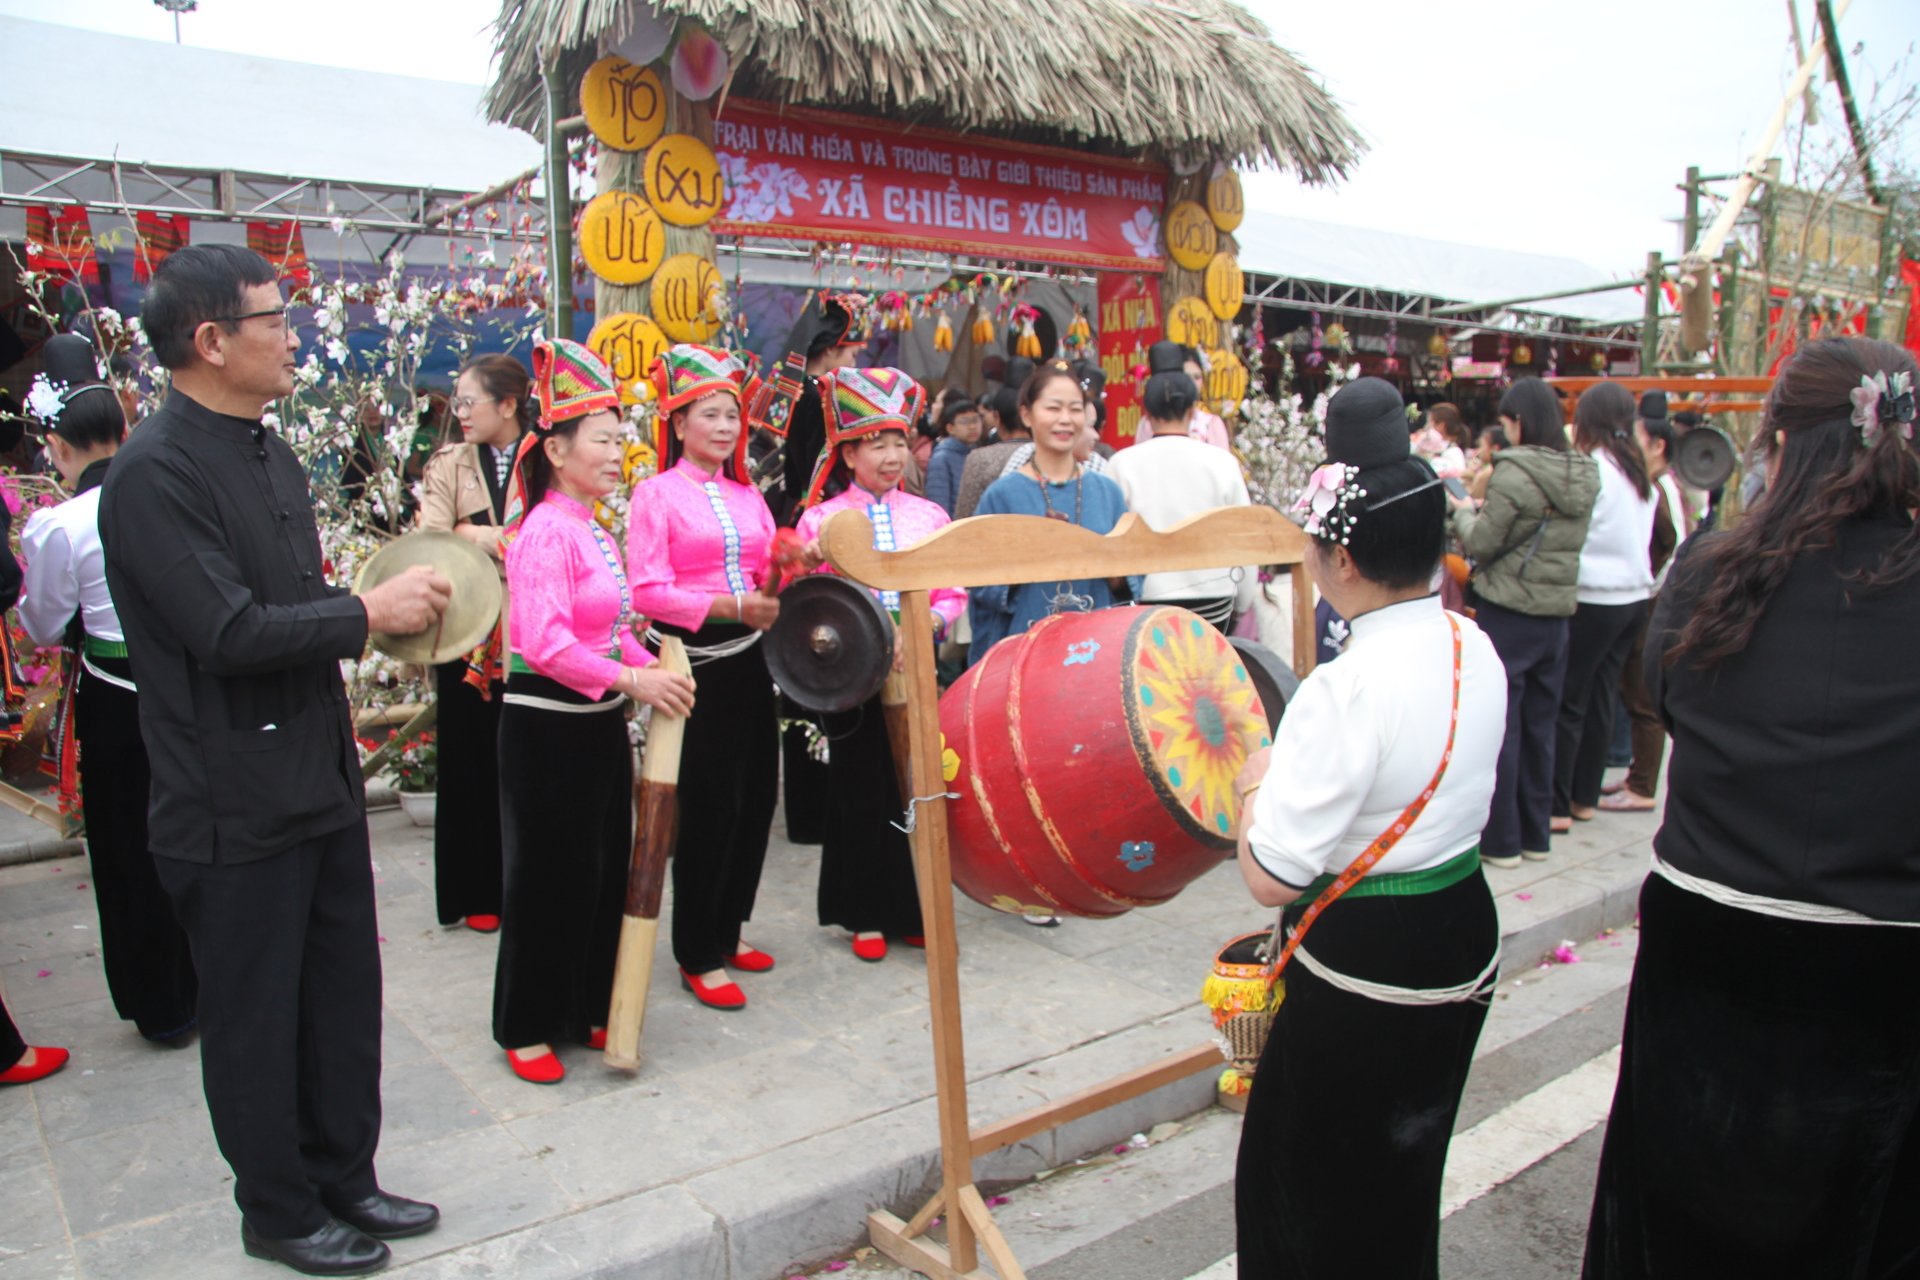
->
<box><xmin>1640</xmin><ymin>251</ymin><xmax>1662</xmax><ymax>373</ymax></box>
<box><xmin>544</xmin><ymin>63</ymin><xmax>575</xmax><ymax>341</ymax></box>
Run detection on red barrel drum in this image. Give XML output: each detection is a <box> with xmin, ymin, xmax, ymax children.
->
<box><xmin>941</xmin><ymin>606</ymin><xmax>1273</xmax><ymax>919</ymax></box>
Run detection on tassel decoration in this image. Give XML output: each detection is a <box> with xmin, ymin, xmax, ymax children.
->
<box><xmin>933</xmin><ymin>312</ymin><xmax>954</xmax><ymax>352</ymax></box>
<box><xmin>972</xmin><ymin>312</ymin><xmax>996</xmax><ymax>346</ymax></box>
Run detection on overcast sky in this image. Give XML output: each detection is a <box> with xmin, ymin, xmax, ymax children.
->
<box><xmin>3</xmin><ymin>0</ymin><xmax>1913</xmax><ymax>280</ymax></box>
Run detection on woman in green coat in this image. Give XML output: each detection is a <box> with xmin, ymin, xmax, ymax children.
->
<box><xmin>1449</xmin><ymin>378</ymin><xmax>1598</xmax><ymax>869</ymax></box>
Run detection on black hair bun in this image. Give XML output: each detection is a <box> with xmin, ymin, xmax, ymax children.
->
<box><xmin>1324</xmin><ymin>377</ymin><xmax>1411</xmax><ymax>470</ymax></box>
<box><xmin>41</xmin><ymin>333</ymin><xmax>104</xmax><ymax>390</ymax></box>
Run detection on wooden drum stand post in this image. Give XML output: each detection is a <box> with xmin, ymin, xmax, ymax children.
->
<box><xmin>816</xmin><ymin>505</ymin><xmax>1312</xmax><ymax>1280</ymax></box>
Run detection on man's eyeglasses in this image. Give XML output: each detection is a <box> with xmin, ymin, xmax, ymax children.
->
<box><xmin>209</xmin><ymin>307</ymin><xmax>291</xmax><ymax>331</ymax></box>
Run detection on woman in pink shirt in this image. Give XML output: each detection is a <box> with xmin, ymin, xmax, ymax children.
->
<box><xmin>627</xmin><ymin>345</ymin><xmax>783</xmax><ymax>1011</ymax></box>
<box><xmin>493</xmin><ymin>340</ymin><xmax>695</xmax><ymax>1086</ymax></box>
<box><xmin>795</xmin><ymin>368</ymin><xmax>965</xmax><ymax>962</ymax></box>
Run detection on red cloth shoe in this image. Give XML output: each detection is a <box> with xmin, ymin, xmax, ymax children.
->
<box><xmin>504</xmin><ymin>1047</ymin><xmax>565</xmax><ymax>1085</ymax></box>
<box><xmin>0</xmin><ymin>1046</ymin><xmax>69</xmax><ymax>1085</ymax></box>
<box><xmin>681</xmin><ymin>969</ymin><xmax>747</xmax><ymax>1010</ymax></box>
<box><xmin>465</xmin><ymin>915</ymin><xmax>501</xmax><ymax>933</ymax></box>
<box><xmin>728</xmin><ymin>945</ymin><xmax>776</xmax><ymax>973</ymax></box>
<box><xmin>852</xmin><ymin>934</ymin><xmax>888</xmax><ymax>963</ymax></box>
<box><xmin>586</xmin><ymin>1028</ymin><xmax>607</xmax><ymax>1051</ymax></box>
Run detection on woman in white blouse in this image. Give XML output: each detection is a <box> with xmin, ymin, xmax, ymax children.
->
<box><xmin>1230</xmin><ymin>377</ymin><xmax>1508</xmax><ymax>1278</ymax></box>
<box><xmin>19</xmin><ymin>335</ymin><xmax>197</xmax><ymax>1045</ymax></box>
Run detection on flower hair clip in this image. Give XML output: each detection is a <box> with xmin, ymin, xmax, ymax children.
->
<box><xmin>1850</xmin><ymin>370</ymin><xmax>1916</xmax><ymax>447</ymax></box>
<box><xmin>25</xmin><ymin>374</ymin><xmax>69</xmax><ymax>425</ymax></box>
<box><xmin>1293</xmin><ymin>461</ymin><xmax>1364</xmax><ymax>544</ymax></box>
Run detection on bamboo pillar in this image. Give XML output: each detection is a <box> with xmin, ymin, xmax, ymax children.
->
<box><xmin>544</xmin><ymin>64</ymin><xmax>575</xmax><ymax>340</ymax></box>
<box><xmin>592</xmin><ymin>87</ymin><xmax>719</xmax><ymax>324</ymax></box>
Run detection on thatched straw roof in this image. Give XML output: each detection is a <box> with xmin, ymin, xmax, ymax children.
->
<box><xmin>485</xmin><ymin>0</ymin><xmax>1364</xmax><ymax>180</ymax></box>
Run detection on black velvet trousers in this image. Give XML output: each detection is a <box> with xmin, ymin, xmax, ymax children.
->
<box><xmin>780</xmin><ymin>696</ymin><xmax>829</xmax><ymax>845</ymax></box>
<box><xmin>152</xmin><ymin>822</ymin><xmax>383</xmax><ymax>1238</ymax></box>
<box><xmin>816</xmin><ymin>697</ymin><xmax>922</xmax><ymax>937</ymax></box>
<box><xmin>492</xmin><ymin>673</ymin><xmax>631</xmax><ymax>1050</ymax></box>
<box><xmin>1584</xmin><ymin>873</ymin><xmax>1920</xmax><ymax>1278</ymax></box>
<box><xmin>75</xmin><ymin>658</ymin><xmax>197</xmax><ymax>1038</ymax></box>
<box><xmin>657</xmin><ymin>622</ymin><xmax>778</xmax><ymax>975</ymax></box>
<box><xmin>0</xmin><ymin>993</ymin><xmax>24</xmax><ymax>1070</ymax></box>
<box><xmin>432</xmin><ymin>661</ymin><xmax>505</xmax><ymax>924</ymax></box>
<box><xmin>1235</xmin><ymin>872</ymin><xmax>1498</xmax><ymax>1279</ymax></box>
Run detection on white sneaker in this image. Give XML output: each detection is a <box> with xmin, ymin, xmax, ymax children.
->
<box><xmin>1481</xmin><ymin>852</ymin><xmax>1522</xmax><ymax>870</ymax></box>
<box><xmin>1521</xmin><ymin>849</ymin><xmax>1550</xmax><ymax>862</ymax></box>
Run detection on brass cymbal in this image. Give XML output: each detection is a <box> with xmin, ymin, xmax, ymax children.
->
<box><xmin>354</xmin><ymin>531</ymin><xmax>503</xmax><ymax>664</ymax></box>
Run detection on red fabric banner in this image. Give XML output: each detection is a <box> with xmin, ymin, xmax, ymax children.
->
<box><xmin>711</xmin><ymin>101</ymin><xmax>1169</xmax><ymax>272</ymax></box>
<box><xmin>1097</xmin><ymin>273</ymin><xmax>1162</xmax><ymax>445</ymax></box>
<box><xmin>134</xmin><ymin>212</ymin><xmax>190</xmax><ymax>282</ymax></box>
<box><xmin>246</xmin><ymin>219</ymin><xmax>311</xmax><ymax>287</ymax></box>
<box><xmin>25</xmin><ymin>206</ymin><xmax>99</xmax><ymax>284</ymax></box>
<box><xmin>1903</xmin><ymin>259</ymin><xmax>1920</xmax><ymax>363</ymax></box>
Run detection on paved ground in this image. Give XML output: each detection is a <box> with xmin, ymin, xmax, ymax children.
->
<box><xmin>0</xmin><ymin>784</ymin><xmax>1661</xmax><ymax>1280</ymax></box>
<box><xmin>851</xmin><ymin>908</ymin><xmax>1643</xmax><ymax>1280</ymax></box>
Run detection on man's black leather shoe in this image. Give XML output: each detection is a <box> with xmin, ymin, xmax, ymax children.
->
<box><xmin>240</xmin><ymin>1218</ymin><xmax>390</xmax><ymax>1275</ymax></box>
<box><xmin>324</xmin><ymin>1192</ymin><xmax>441</xmax><ymax>1240</ymax></box>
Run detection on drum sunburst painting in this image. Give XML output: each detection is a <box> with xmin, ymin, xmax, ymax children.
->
<box><xmin>1126</xmin><ymin>610</ymin><xmax>1270</xmax><ymax>843</ymax></box>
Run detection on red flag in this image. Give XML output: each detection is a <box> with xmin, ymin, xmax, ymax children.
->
<box><xmin>25</xmin><ymin>206</ymin><xmax>99</xmax><ymax>284</ymax></box>
<box><xmin>133</xmin><ymin>212</ymin><xmax>190</xmax><ymax>282</ymax></box>
<box><xmin>245</xmin><ymin>219</ymin><xmax>311</xmax><ymax>287</ymax></box>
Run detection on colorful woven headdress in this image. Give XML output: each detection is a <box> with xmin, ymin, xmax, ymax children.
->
<box><xmin>532</xmin><ymin>337</ymin><xmax>619</xmax><ymax>430</ymax></box>
<box><xmin>798</xmin><ymin>366</ymin><xmax>926</xmax><ymax>510</ymax></box>
<box><xmin>504</xmin><ymin>338</ymin><xmax>622</xmax><ymax>529</ymax></box>
<box><xmin>647</xmin><ymin>343</ymin><xmax>760</xmax><ymax>480</ymax></box>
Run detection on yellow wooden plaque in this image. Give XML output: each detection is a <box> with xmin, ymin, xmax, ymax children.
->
<box><xmin>1205</xmin><ymin>348</ymin><xmax>1249</xmax><ymax>414</ymax></box>
<box><xmin>1206</xmin><ymin>167</ymin><xmax>1245</xmax><ymax>234</ymax></box>
<box><xmin>587</xmin><ymin>312</ymin><xmax>670</xmax><ymax>403</ymax></box>
<box><xmin>651</xmin><ymin>253</ymin><xmax>726</xmax><ymax>342</ymax></box>
<box><xmin>1204</xmin><ymin>252</ymin><xmax>1244</xmax><ymax>321</ymax></box>
<box><xmin>1166</xmin><ymin>296</ymin><xmax>1218</xmax><ymax>348</ymax></box>
<box><xmin>1164</xmin><ymin>201</ymin><xmax>1217</xmax><ymax>272</ymax></box>
<box><xmin>578</xmin><ymin>192</ymin><xmax>667</xmax><ymax>285</ymax></box>
<box><xmin>645</xmin><ymin>134</ymin><xmax>727</xmax><ymax>228</ymax></box>
<box><xmin>581</xmin><ymin>56</ymin><xmax>667</xmax><ymax>153</ymax></box>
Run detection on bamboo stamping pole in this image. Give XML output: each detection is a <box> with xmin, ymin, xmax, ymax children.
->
<box><xmin>603</xmin><ymin>636</ymin><xmax>692</xmax><ymax>1070</ymax></box>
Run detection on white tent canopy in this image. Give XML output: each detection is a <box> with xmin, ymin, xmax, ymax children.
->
<box><xmin>1</xmin><ymin>15</ymin><xmax>539</xmax><ymax>195</ymax></box>
<box><xmin>1233</xmin><ymin>207</ymin><xmax>1646</xmax><ymax>324</ymax></box>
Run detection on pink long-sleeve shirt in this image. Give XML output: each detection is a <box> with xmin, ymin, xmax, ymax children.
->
<box><xmin>626</xmin><ymin>457</ymin><xmax>778</xmax><ymax>631</ymax></box>
<box><xmin>795</xmin><ymin>484</ymin><xmax>966</xmax><ymax>633</ymax></box>
<box><xmin>506</xmin><ymin>492</ymin><xmax>652</xmax><ymax>699</ymax></box>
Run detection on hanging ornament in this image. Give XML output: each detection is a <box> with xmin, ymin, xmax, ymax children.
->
<box><xmin>972</xmin><ymin>311</ymin><xmax>996</xmax><ymax>345</ymax></box>
<box><xmin>1591</xmin><ymin>351</ymin><xmax>1608</xmax><ymax>372</ymax></box>
<box><xmin>1306</xmin><ymin>311</ymin><xmax>1325</xmax><ymax>368</ymax></box>
<box><xmin>1323</xmin><ymin>322</ymin><xmax>1348</xmax><ymax>351</ymax></box>
<box><xmin>1012</xmin><ymin>304</ymin><xmax>1043</xmax><ymax>358</ymax></box>
<box><xmin>1064</xmin><ymin>308</ymin><xmax>1093</xmax><ymax>353</ymax></box>
<box><xmin>1384</xmin><ymin>320</ymin><xmax>1400</xmax><ymax>373</ymax></box>
<box><xmin>1427</xmin><ymin>330</ymin><xmax>1449</xmax><ymax>359</ymax></box>
<box><xmin>933</xmin><ymin>312</ymin><xmax>954</xmax><ymax>353</ymax></box>
<box><xmin>670</xmin><ymin>26</ymin><xmax>730</xmax><ymax>102</ymax></box>
<box><xmin>1512</xmin><ymin>342</ymin><xmax>1533</xmax><ymax>366</ymax></box>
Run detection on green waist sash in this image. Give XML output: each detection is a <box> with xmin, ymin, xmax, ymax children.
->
<box><xmin>83</xmin><ymin>636</ymin><xmax>130</xmax><ymax>659</ymax></box>
<box><xmin>1298</xmin><ymin>845</ymin><xmax>1482</xmax><ymax>901</ymax></box>
<box><xmin>508</xmin><ymin>650</ymin><xmax>621</xmax><ymax>677</ymax></box>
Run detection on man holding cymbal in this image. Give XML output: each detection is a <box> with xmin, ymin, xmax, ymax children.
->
<box><xmin>100</xmin><ymin>244</ymin><xmax>450</xmax><ymax>1276</ymax></box>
